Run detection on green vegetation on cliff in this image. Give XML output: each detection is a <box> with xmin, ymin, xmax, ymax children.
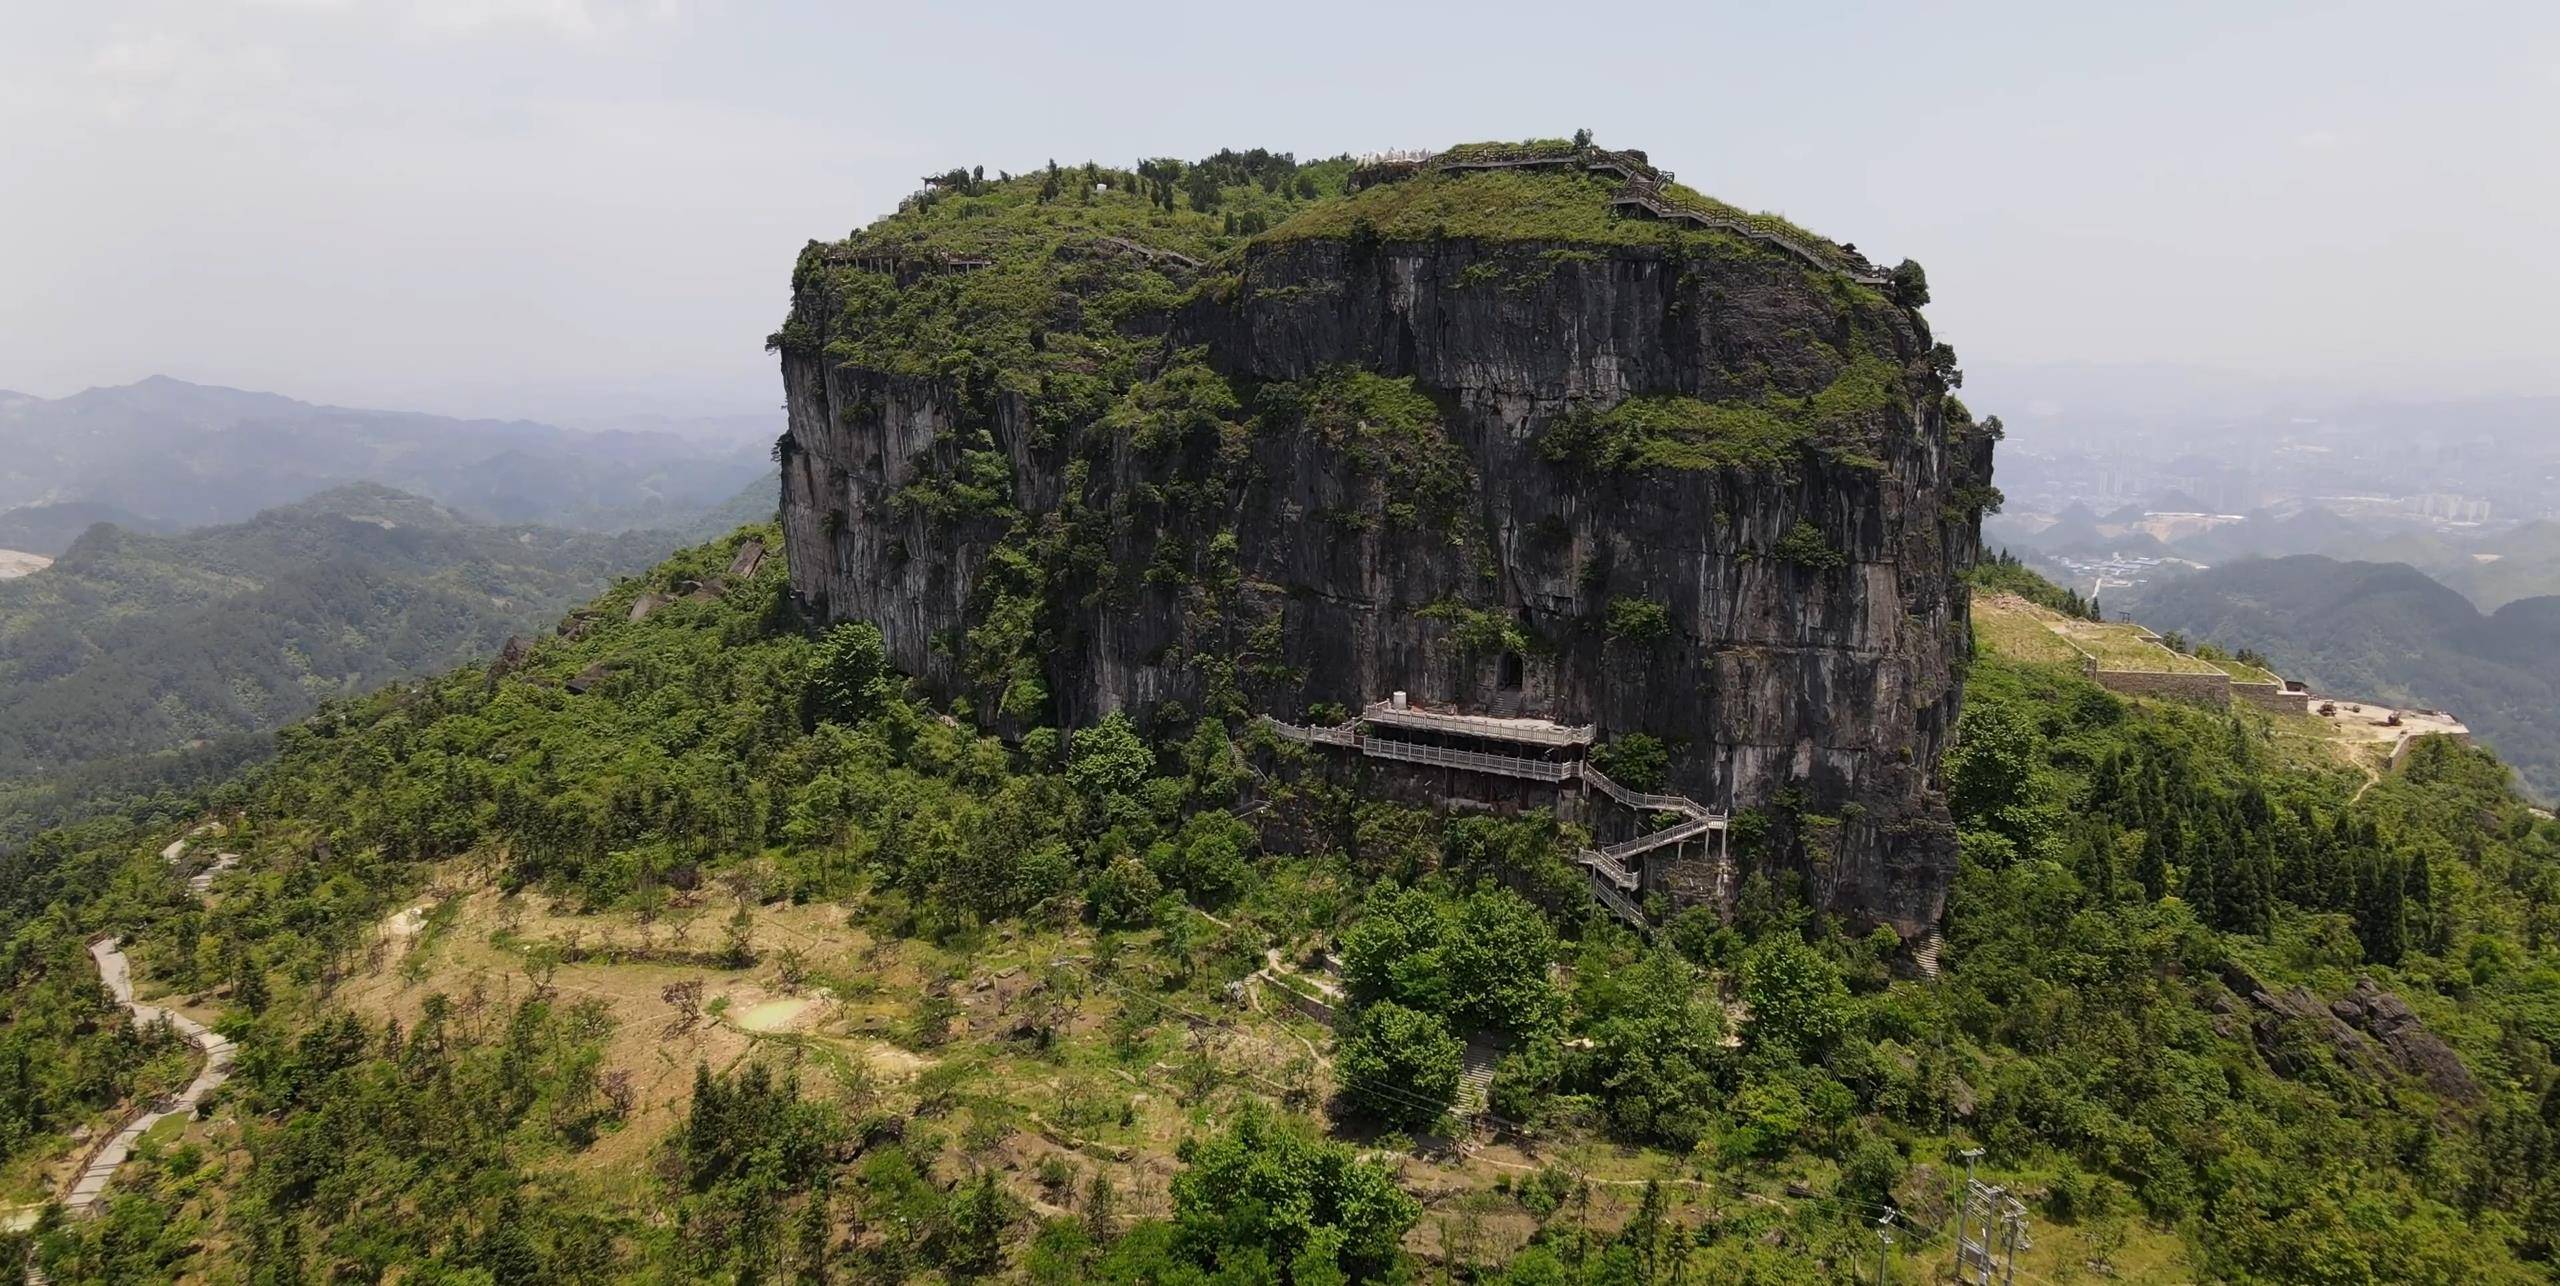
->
<box><xmin>781</xmin><ymin>142</ymin><xmax>1948</xmax><ymax>733</ymax></box>
<box><xmin>1537</xmin><ymin>352</ymin><xmax>1901</xmax><ymax>475</ymax></box>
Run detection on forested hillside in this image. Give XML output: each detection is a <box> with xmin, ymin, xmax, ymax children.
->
<box><xmin>0</xmin><ymin>485</ymin><xmax>699</xmax><ymax>842</ymax></box>
<box><xmin>3</xmin><ymin>532</ymin><xmax>2558</xmax><ymax>1282</ymax></box>
<box><xmin>2140</xmin><ymin>554</ymin><xmax>2560</xmax><ymax>801</ymax></box>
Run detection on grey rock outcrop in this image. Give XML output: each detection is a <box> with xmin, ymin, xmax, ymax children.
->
<box><xmin>2221</xmin><ymin>965</ymin><xmax>2480</xmax><ymax>1102</ymax></box>
<box><xmin>776</xmin><ymin>190</ymin><xmax>1990</xmax><ymax>934</ymax></box>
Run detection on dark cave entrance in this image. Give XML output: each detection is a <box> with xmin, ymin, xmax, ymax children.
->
<box><xmin>1499</xmin><ymin>607</ymin><xmax>1531</xmax><ymax>690</ymax></box>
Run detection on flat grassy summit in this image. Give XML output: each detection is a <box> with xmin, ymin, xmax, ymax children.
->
<box><xmin>775</xmin><ymin>138</ymin><xmax>1920</xmax><ymax>401</ymax></box>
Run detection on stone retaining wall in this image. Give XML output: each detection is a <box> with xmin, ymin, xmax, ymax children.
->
<box><xmin>1264</xmin><ymin>982</ymin><xmax>1336</xmax><ymax>1028</ymax></box>
<box><xmin>2390</xmin><ymin>730</ymin><xmax>2474</xmax><ymax>771</ymax></box>
<box><xmin>2232</xmin><ymin>681</ymin><xmax>2312</xmax><ymax>716</ymax></box>
<box><xmin>2090</xmin><ymin>666</ymin><xmax>2234</xmax><ymax>705</ymax></box>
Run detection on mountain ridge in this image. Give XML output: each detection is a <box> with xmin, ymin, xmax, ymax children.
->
<box><xmin>2139</xmin><ymin>553</ymin><xmax>2560</xmax><ymax>800</ymax></box>
<box><xmin>0</xmin><ymin>376</ymin><xmax>772</xmax><ymax>535</ymax></box>
<box><xmin>0</xmin><ymin>481</ymin><xmax>715</xmax><ymax>841</ymax></box>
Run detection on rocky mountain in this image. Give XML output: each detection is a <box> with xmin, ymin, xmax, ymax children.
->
<box><xmin>0</xmin><ymin>376</ymin><xmax>772</xmax><ymax>537</ymax></box>
<box><xmin>773</xmin><ymin>142</ymin><xmax>1993</xmax><ymax>935</ymax></box>
<box><xmin>0</xmin><ymin>483</ymin><xmax>708</xmax><ymax>840</ymax></box>
<box><xmin>2140</xmin><ymin>554</ymin><xmax>2560</xmax><ymax>800</ymax></box>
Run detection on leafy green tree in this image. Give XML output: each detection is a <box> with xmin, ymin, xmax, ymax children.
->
<box><xmin>2137</xmin><ymin>825</ymin><xmax>2170</xmax><ymax>901</ymax></box>
<box><xmin>1590</xmin><ymin>732</ymin><xmax>1669</xmax><ymax>793</ymax></box>
<box><xmin>1950</xmin><ymin>695</ymin><xmax>2056</xmax><ymax>857</ymax></box>
<box><xmin>1067</xmin><ymin>712</ymin><xmax>1153</xmax><ymax>808</ymax></box>
<box><xmin>1838</xmin><ymin>1136</ymin><xmax>1904</xmax><ymax>1209</ymax></box>
<box><xmin>1085</xmin><ymin>855</ymin><xmax>1161</xmax><ymax>927</ymax></box>
<box><xmin>1569</xmin><ymin>946</ymin><xmax>1725</xmax><ymax>1146</ymax></box>
<box><xmin>2357</xmin><ymin>853</ymin><xmax>2408</xmax><ymax>966</ymax></box>
<box><xmin>1739</xmin><ymin>937</ymin><xmax>1848</xmax><ymax>1059</ymax></box>
<box><xmin>1339</xmin><ymin>884</ymin><xmax>1451</xmax><ymax>1014</ymax></box>
<box><xmin>1603</xmin><ymin>596</ymin><xmax>1672</xmax><ymax>642</ymax></box>
<box><xmin>1443</xmin><ymin>887</ymin><xmax>1560</xmax><ymax>1037</ymax></box>
<box><xmin>1170</xmin><ymin>1106</ymin><xmax>1418</xmax><ymax>1279</ymax></box>
<box><xmin>934</xmin><ymin>1170</ymin><xmax>1015</xmax><ymax>1276</ymax></box>
<box><xmin>1336</xmin><ymin>1001</ymin><xmax>1461</xmax><ymax>1129</ymax></box>
<box><xmin>1152</xmin><ymin>811</ymin><xmax>1253</xmax><ymax>906</ymax></box>
<box><xmin>810</xmin><ymin>621</ymin><xmax>890</xmax><ymax>724</ymax></box>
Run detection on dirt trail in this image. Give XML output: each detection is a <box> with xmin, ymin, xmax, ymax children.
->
<box><xmin>60</xmin><ymin>832</ymin><xmax>237</xmax><ymax>1216</ymax></box>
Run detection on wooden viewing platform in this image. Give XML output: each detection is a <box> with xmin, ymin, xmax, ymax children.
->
<box><xmin>1259</xmin><ymin>706</ymin><xmax>1730</xmax><ymax>933</ymax></box>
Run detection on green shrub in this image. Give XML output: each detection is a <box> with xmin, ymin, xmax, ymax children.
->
<box><xmin>1771</xmin><ymin>520</ymin><xmax>1846</xmax><ymax>572</ymax></box>
<box><xmin>1590</xmin><ymin>733</ymin><xmax>1670</xmax><ymax>792</ymax></box>
<box><xmin>1416</xmin><ymin>598</ymin><xmax>1529</xmax><ymax>655</ymax></box>
<box><xmin>809</xmin><ymin>622</ymin><xmax>890</xmax><ymax>724</ymax></box>
<box><xmin>1603</xmin><ymin>596</ymin><xmax>1672</xmax><ymax>642</ymax></box>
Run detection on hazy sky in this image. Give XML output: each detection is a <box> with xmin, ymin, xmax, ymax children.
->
<box><xmin>5</xmin><ymin>1</ymin><xmax>2556</xmax><ymax>423</ymax></box>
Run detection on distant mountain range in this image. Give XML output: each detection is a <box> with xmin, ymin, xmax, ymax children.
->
<box><xmin>0</xmin><ymin>481</ymin><xmax>768</xmax><ymax>841</ymax></box>
<box><xmin>0</xmin><ymin>376</ymin><xmax>773</xmax><ymax>544</ymax></box>
<box><xmin>1993</xmin><ymin>500</ymin><xmax>2560</xmax><ymax>612</ymax></box>
<box><xmin>2139</xmin><ymin>554</ymin><xmax>2560</xmax><ymax>801</ymax></box>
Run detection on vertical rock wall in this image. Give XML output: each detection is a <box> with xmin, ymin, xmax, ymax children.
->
<box><xmin>780</xmin><ymin>226</ymin><xmax>1991</xmax><ymax>935</ymax></box>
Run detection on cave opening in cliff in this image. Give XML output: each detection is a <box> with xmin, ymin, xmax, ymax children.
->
<box><xmin>1500</xmin><ymin>608</ymin><xmax>1529</xmax><ymax>690</ymax></box>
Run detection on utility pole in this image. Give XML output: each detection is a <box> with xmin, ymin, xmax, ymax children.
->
<box><xmin>1953</xmin><ymin>1148</ymin><xmax>1984</xmax><ymax>1284</ymax></box>
<box><xmin>1949</xmin><ymin>1150</ymin><xmax>2029</xmax><ymax>1286</ymax></box>
<box><xmin>1874</xmin><ymin>1208</ymin><xmax>1897</xmax><ymax>1286</ymax></box>
<box><xmin>1998</xmin><ymin>1194</ymin><xmax>2031</xmax><ymax>1286</ymax></box>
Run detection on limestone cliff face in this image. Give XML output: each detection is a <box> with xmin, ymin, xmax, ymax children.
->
<box><xmin>776</xmin><ymin>159</ymin><xmax>1993</xmax><ymax>934</ymax></box>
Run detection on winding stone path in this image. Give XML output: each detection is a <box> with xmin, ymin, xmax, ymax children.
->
<box><xmin>58</xmin><ymin>833</ymin><xmax>237</xmax><ymax>1217</ymax></box>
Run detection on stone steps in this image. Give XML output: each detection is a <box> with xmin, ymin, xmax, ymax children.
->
<box><xmin>1456</xmin><ymin>1043</ymin><xmax>1500</xmax><ymax>1116</ymax></box>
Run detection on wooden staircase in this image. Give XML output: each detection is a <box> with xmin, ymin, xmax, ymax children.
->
<box><xmin>1912</xmin><ymin>926</ymin><xmax>1944</xmax><ymax>981</ymax></box>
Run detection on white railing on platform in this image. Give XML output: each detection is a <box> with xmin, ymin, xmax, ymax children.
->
<box><xmin>1577</xmin><ymin>762</ymin><xmax>1717</xmax><ymax>821</ymax></box>
<box><xmin>1260</xmin><ymin>708</ymin><xmax>1748</xmax><ymax>932</ymax></box>
<box><xmin>1358</xmin><ymin>736</ymin><xmax>1578</xmax><ymax>782</ymax></box>
<box><xmin>1586</xmin><ymin>869</ymin><xmax>1648</xmax><ymax>930</ymax></box>
<box><xmin>1259</xmin><ymin>715</ymin><xmax>1356</xmax><ymax>747</ymax></box>
<box><xmin>1579</xmin><ymin>849</ymin><xmax>1638</xmax><ymax>890</ymax></box>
